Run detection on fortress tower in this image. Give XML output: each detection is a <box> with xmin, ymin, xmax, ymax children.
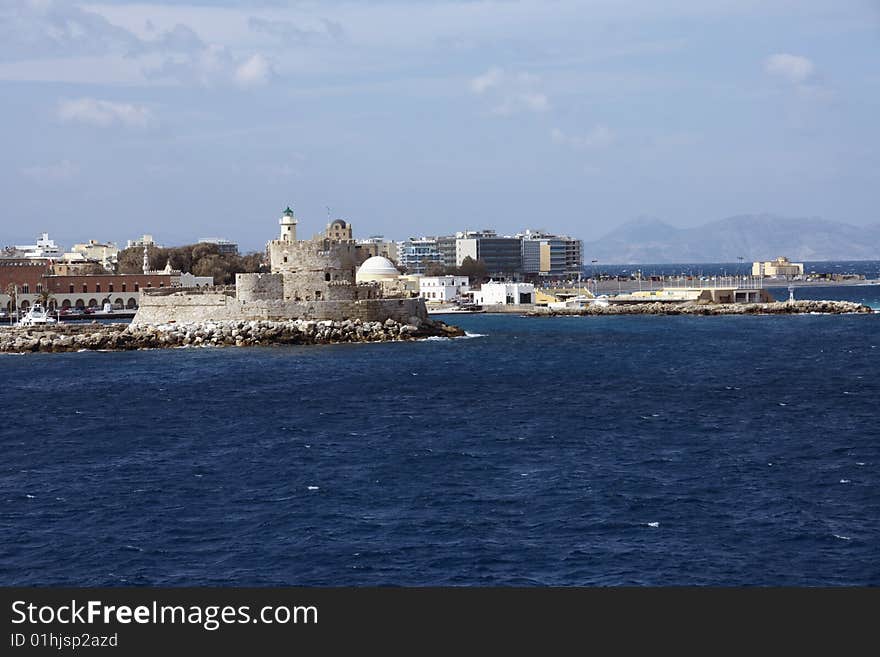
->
<box><xmin>265</xmin><ymin>205</ymin><xmax>375</xmax><ymax>302</ymax></box>
<box><xmin>279</xmin><ymin>206</ymin><xmax>297</xmax><ymax>243</ymax></box>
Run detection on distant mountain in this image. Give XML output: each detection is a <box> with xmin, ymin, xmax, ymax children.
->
<box><xmin>584</xmin><ymin>214</ymin><xmax>880</xmax><ymax>263</ymax></box>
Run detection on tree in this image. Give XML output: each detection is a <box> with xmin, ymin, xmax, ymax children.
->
<box><xmin>423</xmin><ymin>260</ymin><xmax>447</xmax><ymax>277</ymax></box>
<box><xmin>115</xmin><ymin>243</ymin><xmax>266</xmax><ymax>284</ymax></box>
<box><xmin>5</xmin><ymin>283</ymin><xmax>16</xmax><ymax>317</ymax></box>
<box><xmin>455</xmin><ymin>256</ymin><xmax>489</xmax><ymax>283</ymax></box>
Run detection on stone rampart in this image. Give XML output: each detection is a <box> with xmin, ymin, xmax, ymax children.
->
<box><xmin>236</xmin><ymin>273</ymin><xmax>283</xmax><ymax>301</ymax></box>
<box><xmin>132</xmin><ymin>291</ymin><xmax>427</xmax><ymax>325</ymax></box>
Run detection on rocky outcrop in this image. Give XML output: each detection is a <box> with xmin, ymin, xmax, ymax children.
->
<box><xmin>532</xmin><ymin>300</ymin><xmax>874</xmax><ymax>316</ymax></box>
<box><xmin>0</xmin><ymin>317</ymin><xmax>465</xmax><ymax>354</ymax></box>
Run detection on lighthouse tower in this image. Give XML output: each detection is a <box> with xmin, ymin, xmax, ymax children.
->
<box><xmin>279</xmin><ymin>206</ymin><xmax>297</xmax><ymax>243</ymax></box>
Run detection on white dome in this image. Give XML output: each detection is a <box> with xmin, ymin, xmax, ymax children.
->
<box><xmin>357</xmin><ymin>256</ymin><xmax>400</xmax><ymax>281</ymax></box>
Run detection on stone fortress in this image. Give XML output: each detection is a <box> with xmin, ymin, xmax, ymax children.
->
<box><xmin>132</xmin><ymin>207</ymin><xmax>426</xmax><ymax>326</ymax></box>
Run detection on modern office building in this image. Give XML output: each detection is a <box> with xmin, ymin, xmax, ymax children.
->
<box><xmin>519</xmin><ymin>229</ymin><xmax>583</xmax><ymax>279</ymax></box>
<box><xmin>455</xmin><ymin>230</ymin><xmax>522</xmax><ymax>279</ymax></box>
<box><xmin>397</xmin><ymin>237</ymin><xmax>443</xmax><ymax>275</ymax></box>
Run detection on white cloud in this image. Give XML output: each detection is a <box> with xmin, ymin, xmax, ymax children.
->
<box><xmin>57</xmin><ymin>98</ymin><xmax>153</xmax><ymax>127</ymax></box>
<box><xmin>520</xmin><ymin>92</ymin><xmax>550</xmax><ymax>112</ymax></box>
<box><xmin>470</xmin><ymin>67</ymin><xmax>503</xmax><ymax>94</ymax></box>
<box><xmin>764</xmin><ymin>53</ymin><xmax>814</xmax><ymax>84</ymax></box>
<box><xmin>470</xmin><ymin>67</ymin><xmax>550</xmax><ymax>115</ymax></box>
<box><xmin>551</xmin><ymin>125</ymin><xmax>615</xmax><ymax>149</ymax></box>
<box><xmin>20</xmin><ymin>160</ymin><xmax>80</xmax><ymax>182</ymax></box>
<box><xmin>234</xmin><ymin>53</ymin><xmax>271</xmax><ymax>88</ymax></box>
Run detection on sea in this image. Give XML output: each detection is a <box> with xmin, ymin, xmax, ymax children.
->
<box><xmin>1</xmin><ymin>279</ymin><xmax>879</xmax><ymax>586</ymax></box>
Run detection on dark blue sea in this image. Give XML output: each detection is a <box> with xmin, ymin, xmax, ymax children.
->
<box><xmin>2</xmin><ymin>286</ymin><xmax>879</xmax><ymax>586</ymax></box>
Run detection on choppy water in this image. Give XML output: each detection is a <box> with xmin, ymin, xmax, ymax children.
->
<box><xmin>1</xmin><ymin>288</ymin><xmax>879</xmax><ymax>585</ymax></box>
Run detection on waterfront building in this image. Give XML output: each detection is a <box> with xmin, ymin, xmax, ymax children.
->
<box><xmin>1</xmin><ymin>248</ymin><xmax>211</xmax><ymax>313</ymax></box>
<box><xmin>419</xmin><ymin>275</ymin><xmax>470</xmax><ymax>303</ymax></box>
<box><xmin>0</xmin><ymin>259</ymin><xmax>51</xmax><ymax>304</ymax></box>
<box><xmin>455</xmin><ymin>231</ymin><xmax>522</xmax><ymax>279</ymax></box>
<box><xmin>518</xmin><ymin>229</ymin><xmax>583</xmax><ymax>280</ymax></box>
<box><xmin>471</xmin><ymin>281</ymin><xmax>535</xmax><ymax>305</ymax></box>
<box><xmin>752</xmin><ymin>256</ymin><xmax>804</xmax><ymax>278</ymax></box>
<box><xmin>198</xmin><ymin>237</ymin><xmax>239</xmax><ymax>255</ymax></box>
<box><xmin>397</xmin><ymin>237</ymin><xmax>443</xmax><ymax>275</ymax></box>
<box><xmin>436</xmin><ymin>236</ymin><xmax>458</xmax><ymax>270</ymax></box>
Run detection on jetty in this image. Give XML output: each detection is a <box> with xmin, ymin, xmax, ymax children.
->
<box><xmin>526</xmin><ymin>299</ymin><xmax>874</xmax><ymax>317</ymax></box>
<box><xmin>0</xmin><ymin>317</ymin><xmax>464</xmax><ymax>354</ymax></box>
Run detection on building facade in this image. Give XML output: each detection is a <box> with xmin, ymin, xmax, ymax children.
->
<box><xmin>419</xmin><ymin>275</ymin><xmax>470</xmax><ymax>302</ymax></box>
<box><xmin>519</xmin><ymin>229</ymin><xmax>583</xmax><ymax>279</ymax></box>
<box><xmin>752</xmin><ymin>256</ymin><xmax>804</xmax><ymax>278</ymax></box>
<box><xmin>455</xmin><ymin>231</ymin><xmax>522</xmax><ymax>279</ymax></box>
<box><xmin>357</xmin><ymin>236</ymin><xmax>399</xmax><ymax>264</ymax></box>
<box><xmin>397</xmin><ymin>238</ymin><xmax>443</xmax><ymax>275</ymax></box>
<box><xmin>471</xmin><ymin>281</ymin><xmax>535</xmax><ymax>305</ymax></box>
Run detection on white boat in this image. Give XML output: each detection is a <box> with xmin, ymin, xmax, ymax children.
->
<box><xmin>17</xmin><ymin>303</ymin><xmax>58</xmax><ymax>326</ymax></box>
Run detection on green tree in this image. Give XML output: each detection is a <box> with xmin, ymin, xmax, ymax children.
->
<box><xmin>455</xmin><ymin>256</ymin><xmax>488</xmax><ymax>283</ymax></box>
<box><xmin>423</xmin><ymin>260</ymin><xmax>447</xmax><ymax>277</ymax></box>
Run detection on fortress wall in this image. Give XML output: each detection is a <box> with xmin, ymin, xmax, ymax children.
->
<box><xmin>132</xmin><ymin>292</ymin><xmax>427</xmax><ymax>326</ymax></box>
<box><xmin>236</xmin><ymin>273</ymin><xmax>283</xmax><ymax>301</ymax></box>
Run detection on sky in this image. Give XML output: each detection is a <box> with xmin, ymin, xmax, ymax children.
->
<box><xmin>1</xmin><ymin>0</ymin><xmax>878</xmax><ymax>252</ymax></box>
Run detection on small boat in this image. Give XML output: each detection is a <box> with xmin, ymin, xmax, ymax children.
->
<box><xmin>17</xmin><ymin>303</ymin><xmax>58</xmax><ymax>326</ymax></box>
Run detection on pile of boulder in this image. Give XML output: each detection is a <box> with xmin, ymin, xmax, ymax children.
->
<box><xmin>535</xmin><ymin>300</ymin><xmax>874</xmax><ymax>316</ymax></box>
<box><xmin>0</xmin><ymin>317</ymin><xmax>465</xmax><ymax>354</ymax></box>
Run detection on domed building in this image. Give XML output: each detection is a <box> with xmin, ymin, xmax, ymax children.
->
<box><xmin>356</xmin><ymin>256</ymin><xmax>401</xmax><ymax>283</ymax></box>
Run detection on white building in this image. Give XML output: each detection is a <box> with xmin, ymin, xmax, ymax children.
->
<box><xmin>198</xmin><ymin>237</ymin><xmax>239</xmax><ymax>255</ymax></box>
<box><xmin>419</xmin><ymin>275</ymin><xmax>470</xmax><ymax>303</ymax></box>
<box><xmin>14</xmin><ymin>233</ymin><xmax>64</xmax><ymax>259</ymax></box>
<box><xmin>396</xmin><ymin>237</ymin><xmax>443</xmax><ymax>274</ymax></box>
<box><xmin>126</xmin><ymin>234</ymin><xmax>158</xmax><ymax>249</ymax></box>
<box><xmin>69</xmin><ymin>239</ymin><xmax>119</xmax><ymax>269</ymax></box>
<box><xmin>472</xmin><ymin>281</ymin><xmax>535</xmax><ymax>305</ymax></box>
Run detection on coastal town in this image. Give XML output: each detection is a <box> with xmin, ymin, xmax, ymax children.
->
<box><xmin>1</xmin><ymin>207</ymin><xmax>874</xmax><ymax>326</ymax></box>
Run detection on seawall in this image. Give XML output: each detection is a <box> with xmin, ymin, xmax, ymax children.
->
<box><xmin>528</xmin><ymin>300</ymin><xmax>874</xmax><ymax>316</ymax></box>
<box><xmin>131</xmin><ymin>291</ymin><xmax>428</xmax><ymax>326</ymax></box>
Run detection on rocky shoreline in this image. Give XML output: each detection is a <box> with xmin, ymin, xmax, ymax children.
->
<box><xmin>0</xmin><ymin>317</ymin><xmax>465</xmax><ymax>354</ymax></box>
<box><xmin>530</xmin><ymin>299</ymin><xmax>874</xmax><ymax>317</ymax></box>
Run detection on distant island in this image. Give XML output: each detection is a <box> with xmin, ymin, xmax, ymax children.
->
<box><xmin>584</xmin><ymin>214</ymin><xmax>880</xmax><ymax>264</ymax></box>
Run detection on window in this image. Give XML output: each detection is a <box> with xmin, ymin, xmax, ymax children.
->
<box><xmin>159</xmin><ymin>283</ymin><xmax>164</xmax><ymax>288</ymax></box>
<box><xmin>69</xmin><ymin>284</ymin><xmax>74</xmax><ymax>293</ymax></box>
<box><xmin>36</xmin><ymin>283</ymin><xmax>42</xmax><ymax>292</ymax></box>
<box><xmin>82</xmin><ymin>284</ymin><xmax>87</xmax><ymax>293</ymax></box>
<box><xmin>325</xmin><ymin>272</ymin><xmax>331</xmax><ymax>282</ymax></box>
<box><xmin>96</xmin><ymin>284</ymin><xmax>101</xmax><ymax>293</ymax></box>
<box><xmin>109</xmin><ymin>284</ymin><xmax>113</xmax><ymax>292</ymax></box>
<box><xmin>283</xmin><ymin>256</ymin><xmax>288</xmax><ymax>263</ymax></box>
<box><xmin>121</xmin><ymin>284</ymin><xmax>126</xmax><ymax>292</ymax></box>
<box><xmin>22</xmin><ymin>284</ymin><xmax>29</xmax><ymax>294</ymax></box>
<box><xmin>134</xmin><ymin>283</ymin><xmax>139</xmax><ymax>292</ymax></box>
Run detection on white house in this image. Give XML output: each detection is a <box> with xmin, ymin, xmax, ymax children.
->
<box><xmin>419</xmin><ymin>275</ymin><xmax>470</xmax><ymax>302</ymax></box>
<box><xmin>472</xmin><ymin>281</ymin><xmax>534</xmax><ymax>305</ymax></box>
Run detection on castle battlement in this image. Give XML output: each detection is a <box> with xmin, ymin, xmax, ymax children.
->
<box><xmin>131</xmin><ymin>205</ymin><xmax>427</xmax><ymax>325</ymax></box>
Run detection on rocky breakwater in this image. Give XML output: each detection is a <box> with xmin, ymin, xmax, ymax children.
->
<box><xmin>534</xmin><ymin>300</ymin><xmax>874</xmax><ymax>317</ymax></box>
<box><xmin>0</xmin><ymin>317</ymin><xmax>465</xmax><ymax>354</ymax></box>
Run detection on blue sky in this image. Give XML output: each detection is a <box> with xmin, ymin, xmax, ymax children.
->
<box><xmin>1</xmin><ymin>0</ymin><xmax>878</xmax><ymax>252</ymax></box>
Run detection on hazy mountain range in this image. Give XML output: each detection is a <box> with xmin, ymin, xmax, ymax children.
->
<box><xmin>584</xmin><ymin>214</ymin><xmax>880</xmax><ymax>264</ymax></box>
